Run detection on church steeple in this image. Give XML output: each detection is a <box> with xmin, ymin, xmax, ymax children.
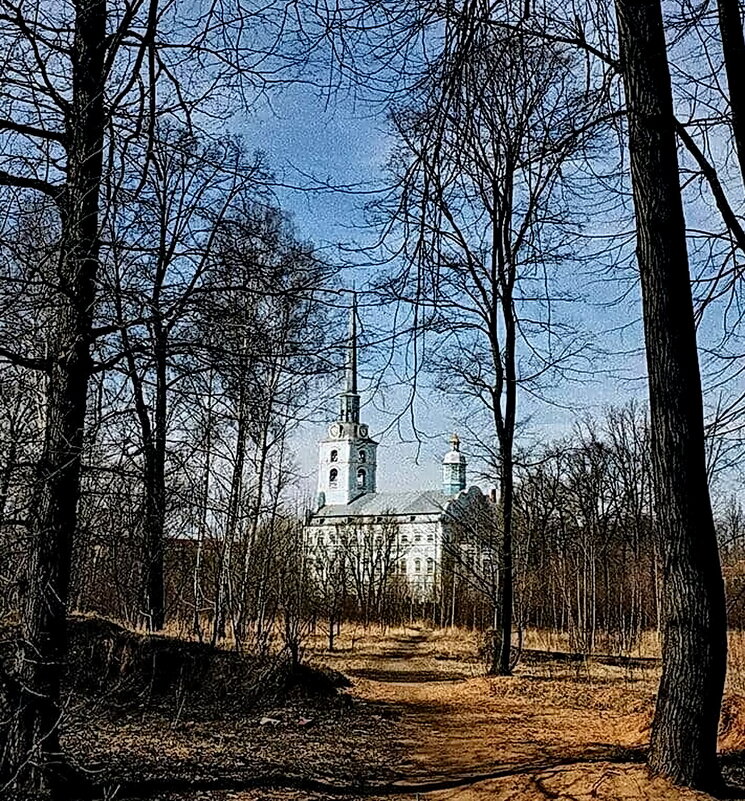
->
<box><xmin>316</xmin><ymin>293</ymin><xmax>378</xmax><ymax>508</ymax></box>
<box><xmin>340</xmin><ymin>293</ymin><xmax>360</xmax><ymax>424</ymax></box>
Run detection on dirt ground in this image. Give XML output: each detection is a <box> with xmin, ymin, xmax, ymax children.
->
<box><xmin>76</xmin><ymin>626</ymin><xmax>745</xmax><ymax>801</ymax></box>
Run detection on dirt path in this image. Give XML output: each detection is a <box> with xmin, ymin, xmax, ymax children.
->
<box><xmin>318</xmin><ymin>627</ymin><xmax>718</xmax><ymax>801</ymax></box>
<box><xmin>343</xmin><ymin>628</ymin><xmax>644</xmax><ymax>775</ymax></box>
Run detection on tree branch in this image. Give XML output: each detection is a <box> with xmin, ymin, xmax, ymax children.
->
<box><xmin>0</xmin><ymin>118</ymin><xmax>64</xmax><ymax>143</ymax></box>
<box><xmin>0</xmin><ymin>169</ymin><xmax>62</xmax><ymax>200</ymax></box>
<box><xmin>0</xmin><ymin>345</ymin><xmax>49</xmax><ymax>370</ymax></box>
<box><xmin>675</xmin><ymin>119</ymin><xmax>745</xmax><ymax>255</ymax></box>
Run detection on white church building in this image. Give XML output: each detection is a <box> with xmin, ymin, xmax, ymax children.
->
<box><xmin>304</xmin><ymin>298</ymin><xmax>491</xmax><ymax>599</ymax></box>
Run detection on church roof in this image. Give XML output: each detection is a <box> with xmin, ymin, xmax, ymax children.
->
<box><xmin>311</xmin><ymin>488</ymin><xmax>481</xmax><ymax>521</ymax></box>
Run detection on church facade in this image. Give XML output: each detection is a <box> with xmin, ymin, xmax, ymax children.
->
<box><xmin>304</xmin><ymin>298</ymin><xmax>490</xmax><ymax>600</ymax></box>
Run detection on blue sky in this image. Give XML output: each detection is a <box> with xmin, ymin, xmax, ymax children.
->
<box><xmin>235</xmin><ymin>84</ymin><xmax>656</xmax><ymax>498</ymax></box>
<box><xmin>205</xmin><ymin>3</ymin><xmax>745</xmax><ymax>509</ymax></box>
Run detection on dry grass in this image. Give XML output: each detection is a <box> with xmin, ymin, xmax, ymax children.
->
<box><xmin>138</xmin><ymin>619</ymin><xmax>745</xmax><ymax>698</ymax></box>
<box><xmin>308</xmin><ymin>622</ymin><xmax>663</xmax><ymax>659</ymax></box>
<box><xmin>520</xmin><ymin>627</ymin><xmax>662</xmax><ymax>660</ymax></box>
<box><xmin>728</xmin><ymin>631</ymin><xmax>745</xmax><ymax>694</ymax></box>
<box><xmin>307</xmin><ymin>623</ymin><xmax>480</xmax><ymax>659</ymax></box>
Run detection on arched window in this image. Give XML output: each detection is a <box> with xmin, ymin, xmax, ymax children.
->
<box><xmin>329</xmin><ymin>468</ymin><xmax>338</xmax><ymax>487</ymax></box>
<box><xmin>415</xmin><ymin>559</ymin><xmax>421</xmax><ymax>572</ymax></box>
<box><xmin>330</xmin><ymin>449</ymin><xmax>338</xmax><ymax>462</ymax></box>
<box><xmin>358</xmin><ymin>449</ymin><xmax>366</xmax><ymax>462</ymax></box>
<box><xmin>357</xmin><ymin>468</ymin><xmax>366</xmax><ymax>488</ymax></box>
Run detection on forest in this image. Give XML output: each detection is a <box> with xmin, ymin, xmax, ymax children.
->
<box><xmin>0</xmin><ymin>0</ymin><xmax>744</xmax><ymax>799</ymax></box>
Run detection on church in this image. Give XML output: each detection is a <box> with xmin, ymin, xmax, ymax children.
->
<box><xmin>304</xmin><ymin>298</ymin><xmax>491</xmax><ymax>600</ymax></box>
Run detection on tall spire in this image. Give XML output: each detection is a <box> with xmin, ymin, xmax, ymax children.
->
<box><xmin>340</xmin><ymin>292</ymin><xmax>360</xmax><ymax>424</ymax></box>
<box><xmin>346</xmin><ymin>292</ymin><xmax>358</xmax><ymax>394</ymax></box>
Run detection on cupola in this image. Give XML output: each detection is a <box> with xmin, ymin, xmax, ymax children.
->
<box><xmin>442</xmin><ymin>433</ymin><xmax>467</xmax><ymax>496</ymax></box>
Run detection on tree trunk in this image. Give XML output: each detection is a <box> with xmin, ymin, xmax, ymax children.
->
<box><xmin>0</xmin><ymin>435</ymin><xmax>17</xmax><ymax>522</ymax></box>
<box><xmin>2</xmin><ymin>0</ymin><xmax>106</xmax><ymax>792</ymax></box>
<box><xmin>193</xmin><ymin>379</ymin><xmax>214</xmax><ymax>642</ymax></box>
<box><xmin>212</xmin><ymin>380</ymin><xmax>248</xmax><ymax>646</ymax></box>
<box><xmin>145</xmin><ymin>334</ymin><xmax>168</xmax><ymax>631</ymax></box>
<box><xmin>236</xmin><ymin>394</ymin><xmax>269</xmax><ymax>644</ymax></box>
<box><xmin>717</xmin><ymin>0</ymin><xmax>745</xmax><ymax>189</ymax></box>
<box><xmin>328</xmin><ymin>612</ymin><xmax>335</xmax><ymax>651</ymax></box>
<box><xmin>494</xmin><ymin>170</ymin><xmax>517</xmax><ymax>677</ymax></box>
<box><xmin>124</xmin><ymin>331</ymin><xmax>167</xmax><ymax>632</ymax></box>
<box><xmin>615</xmin><ymin>0</ymin><xmax>728</xmax><ymax>788</ymax></box>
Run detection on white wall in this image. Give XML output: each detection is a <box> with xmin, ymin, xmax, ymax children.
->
<box><xmin>317</xmin><ymin>428</ymin><xmax>377</xmax><ymax>505</ymax></box>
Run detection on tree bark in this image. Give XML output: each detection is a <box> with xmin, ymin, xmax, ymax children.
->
<box><xmin>497</xmin><ymin>276</ymin><xmax>516</xmax><ymax>676</ymax></box>
<box><xmin>716</xmin><ymin>0</ymin><xmax>745</xmax><ymax>190</ymax></box>
<box><xmin>212</xmin><ymin>377</ymin><xmax>248</xmax><ymax>646</ymax></box>
<box><xmin>145</xmin><ymin>332</ymin><xmax>167</xmax><ymax>631</ymax></box>
<box><xmin>615</xmin><ymin>0</ymin><xmax>728</xmax><ymax>789</ymax></box>
<box><xmin>118</xmin><ymin>321</ymin><xmax>167</xmax><ymax>631</ymax></box>
<box><xmin>0</xmin><ymin>434</ymin><xmax>17</xmax><ymax>523</ymax></box>
<box><xmin>3</xmin><ymin>0</ymin><xmax>106</xmax><ymax>792</ymax></box>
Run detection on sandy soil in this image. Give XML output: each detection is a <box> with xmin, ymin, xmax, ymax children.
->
<box><xmin>84</xmin><ymin>626</ymin><xmax>745</xmax><ymax>800</ymax></box>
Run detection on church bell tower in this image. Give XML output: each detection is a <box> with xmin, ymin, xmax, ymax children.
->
<box><xmin>317</xmin><ymin>295</ymin><xmax>378</xmax><ymax>507</ymax></box>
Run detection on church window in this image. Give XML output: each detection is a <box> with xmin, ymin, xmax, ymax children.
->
<box><xmin>330</xmin><ymin>449</ymin><xmax>338</xmax><ymax>462</ymax></box>
<box><xmin>427</xmin><ymin>558</ymin><xmax>434</xmax><ymax>573</ymax></box>
<box><xmin>401</xmin><ymin>534</ymin><xmax>409</xmax><ymax>543</ymax></box>
<box><xmin>427</xmin><ymin>533</ymin><xmax>434</xmax><ymax>543</ymax></box>
<box><xmin>317</xmin><ymin>534</ymin><xmax>324</xmax><ymax>545</ymax></box>
<box><xmin>357</xmin><ymin>468</ymin><xmax>366</xmax><ymax>488</ymax></box>
<box><xmin>414</xmin><ymin>559</ymin><xmax>421</xmax><ymax>572</ymax></box>
<box><xmin>400</xmin><ymin>559</ymin><xmax>407</xmax><ymax>573</ymax></box>
<box><xmin>358</xmin><ymin>449</ymin><xmax>366</xmax><ymax>462</ymax></box>
<box><xmin>329</xmin><ymin>468</ymin><xmax>338</xmax><ymax>487</ymax></box>
<box><xmin>414</xmin><ymin>534</ymin><xmax>421</xmax><ymax>543</ymax></box>
<box><xmin>329</xmin><ymin>533</ymin><xmax>336</xmax><ymax>544</ymax></box>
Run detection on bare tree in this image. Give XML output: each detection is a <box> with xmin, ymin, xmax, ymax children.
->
<box><xmin>614</xmin><ymin>0</ymin><xmax>727</xmax><ymax>787</ymax></box>
<box><xmin>0</xmin><ymin>2</ymin><xmax>110</xmax><ymax>791</ymax></box>
<box><xmin>381</xmin><ymin>13</ymin><xmax>601</xmax><ymax>673</ymax></box>
<box><xmin>102</xmin><ymin>127</ymin><xmax>263</xmax><ymax>631</ymax></box>
<box><xmin>335</xmin><ymin>518</ymin><xmax>401</xmax><ymax>625</ymax></box>
<box><xmin>192</xmin><ymin>201</ymin><xmax>333</xmax><ymax>646</ymax></box>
